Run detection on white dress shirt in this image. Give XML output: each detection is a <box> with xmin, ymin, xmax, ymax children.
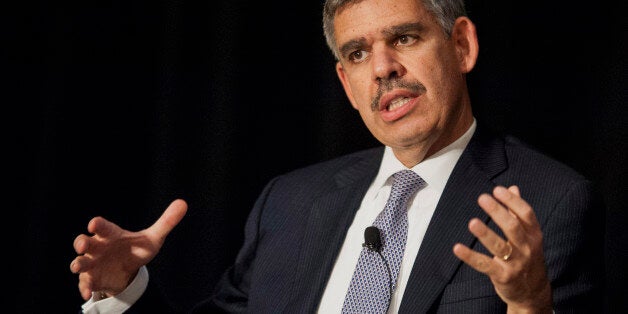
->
<box><xmin>82</xmin><ymin>120</ymin><xmax>476</xmax><ymax>314</ymax></box>
<box><xmin>82</xmin><ymin>265</ymin><xmax>148</xmax><ymax>313</ymax></box>
<box><xmin>317</xmin><ymin>120</ymin><xmax>475</xmax><ymax>313</ymax></box>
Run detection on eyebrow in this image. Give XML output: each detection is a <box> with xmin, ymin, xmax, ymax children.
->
<box><xmin>337</xmin><ymin>22</ymin><xmax>427</xmax><ymax>59</ymax></box>
<box><xmin>339</xmin><ymin>38</ymin><xmax>367</xmax><ymax>59</ymax></box>
<box><xmin>383</xmin><ymin>22</ymin><xmax>426</xmax><ymax>37</ymax></box>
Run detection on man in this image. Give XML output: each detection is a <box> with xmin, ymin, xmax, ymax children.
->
<box><xmin>70</xmin><ymin>0</ymin><xmax>605</xmax><ymax>312</ymax></box>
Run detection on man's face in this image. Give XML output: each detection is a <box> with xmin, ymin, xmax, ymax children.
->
<box><xmin>333</xmin><ymin>0</ymin><xmax>474</xmax><ymax>162</ymax></box>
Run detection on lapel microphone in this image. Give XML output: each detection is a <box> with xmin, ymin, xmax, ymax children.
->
<box><xmin>363</xmin><ymin>226</ymin><xmax>383</xmax><ymax>252</ymax></box>
<box><xmin>362</xmin><ymin>226</ymin><xmax>393</xmax><ymax>301</ymax></box>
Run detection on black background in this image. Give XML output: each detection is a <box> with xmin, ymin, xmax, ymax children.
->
<box><xmin>7</xmin><ymin>0</ymin><xmax>626</xmax><ymax>312</ymax></box>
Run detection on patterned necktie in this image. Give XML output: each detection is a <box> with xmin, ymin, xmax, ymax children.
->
<box><xmin>342</xmin><ymin>169</ymin><xmax>426</xmax><ymax>314</ymax></box>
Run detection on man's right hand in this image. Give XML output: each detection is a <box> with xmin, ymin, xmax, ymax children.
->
<box><xmin>70</xmin><ymin>199</ymin><xmax>188</xmax><ymax>300</ymax></box>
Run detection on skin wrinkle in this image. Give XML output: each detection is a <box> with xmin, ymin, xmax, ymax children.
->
<box><xmin>334</xmin><ymin>0</ymin><xmax>474</xmax><ymax>166</ymax></box>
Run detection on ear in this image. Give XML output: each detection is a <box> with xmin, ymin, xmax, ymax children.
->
<box><xmin>336</xmin><ymin>61</ymin><xmax>360</xmax><ymax>110</ymax></box>
<box><xmin>451</xmin><ymin>16</ymin><xmax>479</xmax><ymax>73</ymax></box>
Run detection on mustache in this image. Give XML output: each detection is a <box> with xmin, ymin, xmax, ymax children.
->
<box><xmin>370</xmin><ymin>78</ymin><xmax>427</xmax><ymax>111</ymax></box>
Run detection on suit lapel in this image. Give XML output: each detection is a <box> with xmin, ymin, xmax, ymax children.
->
<box><xmin>399</xmin><ymin>127</ymin><xmax>508</xmax><ymax>312</ymax></box>
<box><xmin>286</xmin><ymin>148</ymin><xmax>383</xmax><ymax>313</ymax></box>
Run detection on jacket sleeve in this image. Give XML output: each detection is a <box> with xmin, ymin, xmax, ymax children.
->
<box><xmin>543</xmin><ymin>179</ymin><xmax>606</xmax><ymax>311</ymax></box>
<box><xmin>191</xmin><ymin>176</ymin><xmax>280</xmax><ymax>313</ymax></box>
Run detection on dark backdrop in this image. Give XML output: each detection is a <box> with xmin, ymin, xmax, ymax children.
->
<box><xmin>8</xmin><ymin>0</ymin><xmax>626</xmax><ymax>312</ymax></box>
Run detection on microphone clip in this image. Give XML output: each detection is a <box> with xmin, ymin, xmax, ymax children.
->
<box><xmin>362</xmin><ymin>241</ymin><xmax>381</xmax><ymax>252</ymax></box>
<box><xmin>363</xmin><ymin>226</ymin><xmax>383</xmax><ymax>252</ymax></box>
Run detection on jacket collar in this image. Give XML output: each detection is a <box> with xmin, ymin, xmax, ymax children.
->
<box><xmin>288</xmin><ymin>125</ymin><xmax>508</xmax><ymax>312</ymax></box>
<box><xmin>287</xmin><ymin>147</ymin><xmax>384</xmax><ymax>312</ymax></box>
<box><xmin>399</xmin><ymin>125</ymin><xmax>508</xmax><ymax>312</ymax></box>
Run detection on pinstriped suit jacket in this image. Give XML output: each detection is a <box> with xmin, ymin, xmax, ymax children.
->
<box><xmin>188</xmin><ymin>125</ymin><xmax>605</xmax><ymax>313</ymax></box>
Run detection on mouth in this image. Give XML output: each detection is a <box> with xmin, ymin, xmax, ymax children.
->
<box><xmin>377</xmin><ymin>92</ymin><xmax>421</xmax><ymax>122</ymax></box>
<box><xmin>385</xmin><ymin>96</ymin><xmax>412</xmax><ymax>111</ymax></box>
<box><xmin>371</xmin><ymin>79</ymin><xmax>427</xmax><ymax>121</ymax></box>
<box><xmin>378</xmin><ymin>90</ymin><xmax>419</xmax><ymax>112</ymax></box>
<box><xmin>373</xmin><ymin>80</ymin><xmax>426</xmax><ymax>112</ymax></box>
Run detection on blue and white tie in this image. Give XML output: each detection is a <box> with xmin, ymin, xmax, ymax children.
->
<box><xmin>342</xmin><ymin>170</ymin><xmax>426</xmax><ymax>313</ymax></box>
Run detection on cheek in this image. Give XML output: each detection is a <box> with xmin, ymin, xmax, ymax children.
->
<box><xmin>420</xmin><ymin>44</ymin><xmax>458</xmax><ymax>79</ymax></box>
<box><xmin>421</xmin><ymin>59</ymin><xmax>459</xmax><ymax>102</ymax></box>
<box><xmin>347</xmin><ymin>79</ymin><xmax>375</xmax><ymax>110</ymax></box>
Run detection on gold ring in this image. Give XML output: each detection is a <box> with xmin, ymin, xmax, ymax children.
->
<box><xmin>502</xmin><ymin>241</ymin><xmax>513</xmax><ymax>261</ymax></box>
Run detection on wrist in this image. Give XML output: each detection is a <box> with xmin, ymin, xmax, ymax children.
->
<box><xmin>93</xmin><ymin>291</ymin><xmax>110</xmax><ymax>301</ymax></box>
<box><xmin>506</xmin><ymin>282</ymin><xmax>553</xmax><ymax>314</ymax></box>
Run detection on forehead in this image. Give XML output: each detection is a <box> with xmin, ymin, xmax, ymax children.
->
<box><xmin>333</xmin><ymin>0</ymin><xmax>433</xmax><ymax>44</ymax></box>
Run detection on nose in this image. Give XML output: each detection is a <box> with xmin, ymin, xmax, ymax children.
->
<box><xmin>371</xmin><ymin>45</ymin><xmax>405</xmax><ymax>83</ymax></box>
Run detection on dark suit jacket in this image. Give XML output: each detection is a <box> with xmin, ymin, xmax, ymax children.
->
<box><xmin>142</xmin><ymin>126</ymin><xmax>605</xmax><ymax>313</ymax></box>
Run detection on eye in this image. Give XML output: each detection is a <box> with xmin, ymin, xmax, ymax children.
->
<box><xmin>348</xmin><ymin>50</ymin><xmax>369</xmax><ymax>63</ymax></box>
<box><xmin>395</xmin><ymin>34</ymin><xmax>417</xmax><ymax>46</ymax></box>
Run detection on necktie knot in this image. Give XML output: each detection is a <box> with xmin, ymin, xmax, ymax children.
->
<box><xmin>389</xmin><ymin>169</ymin><xmax>426</xmax><ymax>206</ymax></box>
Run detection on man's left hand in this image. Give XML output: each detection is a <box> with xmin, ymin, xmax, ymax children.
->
<box><xmin>453</xmin><ymin>185</ymin><xmax>553</xmax><ymax>313</ymax></box>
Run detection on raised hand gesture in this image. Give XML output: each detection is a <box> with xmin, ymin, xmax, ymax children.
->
<box><xmin>70</xmin><ymin>199</ymin><xmax>188</xmax><ymax>300</ymax></box>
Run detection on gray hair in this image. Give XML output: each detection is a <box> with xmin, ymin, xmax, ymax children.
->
<box><xmin>322</xmin><ymin>0</ymin><xmax>467</xmax><ymax>60</ymax></box>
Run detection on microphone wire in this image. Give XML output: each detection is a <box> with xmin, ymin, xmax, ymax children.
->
<box><xmin>375</xmin><ymin>250</ymin><xmax>393</xmax><ymax>305</ymax></box>
<box><xmin>363</xmin><ymin>226</ymin><xmax>394</xmax><ymax>306</ymax></box>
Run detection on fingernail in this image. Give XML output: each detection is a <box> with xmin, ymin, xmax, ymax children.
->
<box><xmin>494</xmin><ymin>186</ymin><xmax>508</xmax><ymax>196</ymax></box>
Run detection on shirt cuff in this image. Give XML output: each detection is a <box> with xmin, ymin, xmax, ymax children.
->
<box><xmin>82</xmin><ymin>266</ymin><xmax>149</xmax><ymax>314</ymax></box>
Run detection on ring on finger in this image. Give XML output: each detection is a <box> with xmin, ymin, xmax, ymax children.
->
<box><xmin>502</xmin><ymin>241</ymin><xmax>513</xmax><ymax>261</ymax></box>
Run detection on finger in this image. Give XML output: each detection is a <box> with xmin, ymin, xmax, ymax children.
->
<box><xmin>70</xmin><ymin>259</ymin><xmax>78</xmax><ymax>273</ymax></box>
<box><xmin>506</xmin><ymin>185</ymin><xmax>528</xmax><ymax>224</ymax></box>
<box><xmin>73</xmin><ymin>234</ymin><xmax>90</xmax><ymax>255</ymax></box>
<box><xmin>78</xmin><ymin>273</ymin><xmax>94</xmax><ymax>300</ymax></box>
<box><xmin>72</xmin><ymin>253</ymin><xmax>95</xmax><ymax>272</ymax></box>
<box><xmin>452</xmin><ymin>243</ymin><xmax>498</xmax><ymax>276</ymax></box>
<box><xmin>478</xmin><ymin>192</ymin><xmax>526</xmax><ymax>245</ymax></box>
<box><xmin>504</xmin><ymin>185</ymin><xmax>520</xmax><ymax>220</ymax></box>
<box><xmin>87</xmin><ymin>216</ymin><xmax>118</xmax><ymax>237</ymax></box>
<box><xmin>148</xmin><ymin>199</ymin><xmax>188</xmax><ymax>241</ymax></box>
<box><xmin>70</xmin><ymin>255</ymin><xmax>91</xmax><ymax>273</ymax></box>
<box><xmin>493</xmin><ymin>186</ymin><xmax>539</xmax><ymax>231</ymax></box>
<box><xmin>467</xmin><ymin>218</ymin><xmax>513</xmax><ymax>260</ymax></box>
<box><xmin>508</xmin><ymin>185</ymin><xmax>520</xmax><ymax>196</ymax></box>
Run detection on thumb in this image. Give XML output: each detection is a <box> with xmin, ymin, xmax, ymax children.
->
<box><xmin>148</xmin><ymin>199</ymin><xmax>188</xmax><ymax>241</ymax></box>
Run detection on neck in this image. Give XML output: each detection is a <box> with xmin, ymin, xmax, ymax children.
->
<box><xmin>393</xmin><ymin>111</ymin><xmax>474</xmax><ymax>168</ymax></box>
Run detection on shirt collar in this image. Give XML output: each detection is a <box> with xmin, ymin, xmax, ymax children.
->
<box><xmin>371</xmin><ymin>119</ymin><xmax>477</xmax><ymax>194</ymax></box>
